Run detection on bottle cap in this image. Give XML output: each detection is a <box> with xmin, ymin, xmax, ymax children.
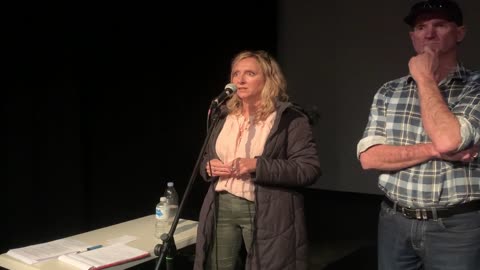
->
<box><xmin>167</xmin><ymin>182</ymin><xmax>174</xmax><ymax>187</ymax></box>
<box><xmin>160</xmin><ymin>197</ymin><xmax>166</xmax><ymax>202</ymax></box>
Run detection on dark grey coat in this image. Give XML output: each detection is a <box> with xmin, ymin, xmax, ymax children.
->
<box><xmin>193</xmin><ymin>101</ymin><xmax>321</xmax><ymax>270</ymax></box>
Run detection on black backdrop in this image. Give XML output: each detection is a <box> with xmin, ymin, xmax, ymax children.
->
<box><xmin>6</xmin><ymin>0</ymin><xmax>480</xmax><ymax>259</ymax></box>
<box><xmin>5</xmin><ymin>1</ymin><xmax>277</xmax><ymax>253</ymax></box>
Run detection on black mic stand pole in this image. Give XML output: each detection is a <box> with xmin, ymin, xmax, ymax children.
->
<box><xmin>153</xmin><ymin>104</ymin><xmax>222</xmax><ymax>270</ymax></box>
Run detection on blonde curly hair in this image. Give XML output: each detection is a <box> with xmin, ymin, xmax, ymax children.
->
<box><xmin>226</xmin><ymin>50</ymin><xmax>288</xmax><ymax>123</ymax></box>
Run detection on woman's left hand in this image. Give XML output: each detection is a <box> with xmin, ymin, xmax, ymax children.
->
<box><xmin>230</xmin><ymin>158</ymin><xmax>257</xmax><ymax>177</ymax></box>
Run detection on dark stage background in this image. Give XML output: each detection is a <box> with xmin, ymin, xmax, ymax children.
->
<box><xmin>5</xmin><ymin>0</ymin><xmax>278</xmax><ymax>254</ymax></box>
<box><xmin>4</xmin><ymin>0</ymin><xmax>480</xmax><ymax>269</ymax></box>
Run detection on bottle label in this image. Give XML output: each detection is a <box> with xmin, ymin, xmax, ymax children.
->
<box><xmin>156</xmin><ymin>207</ymin><xmax>170</xmax><ymax>220</ymax></box>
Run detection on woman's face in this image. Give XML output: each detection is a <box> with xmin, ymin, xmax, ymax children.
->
<box><xmin>231</xmin><ymin>57</ymin><xmax>265</xmax><ymax>103</ymax></box>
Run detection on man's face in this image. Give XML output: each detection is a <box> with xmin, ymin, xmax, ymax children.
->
<box><xmin>409</xmin><ymin>14</ymin><xmax>465</xmax><ymax>55</ymax></box>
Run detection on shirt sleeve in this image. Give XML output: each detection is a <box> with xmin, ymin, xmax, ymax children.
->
<box><xmin>454</xmin><ymin>81</ymin><xmax>480</xmax><ymax>150</ymax></box>
<box><xmin>356</xmin><ymin>84</ymin><xmax>389</xmax><ymax>159</ymax></box>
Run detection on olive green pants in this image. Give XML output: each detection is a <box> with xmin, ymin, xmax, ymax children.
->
<box><xmin>206</xmin><ymin>192</ymin><xmax>255</xmax><ymax>270</ymax></box>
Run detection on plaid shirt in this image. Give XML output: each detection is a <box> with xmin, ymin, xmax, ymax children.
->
<box><xmin>357</xmin><ymin>64</ymin><xmax>480</xmax><ymax>208</ymax></box>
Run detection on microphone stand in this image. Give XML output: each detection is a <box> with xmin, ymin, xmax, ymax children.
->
<box><xmin>153</xmin><ymin>103</ymin><xmax>222</xmax><ymax>270</ymax></box>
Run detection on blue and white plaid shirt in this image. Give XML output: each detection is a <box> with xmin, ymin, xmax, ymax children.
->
<box><xmin>357</xmin><ymin>64</ymin><xmax>480</xmax><ymax>208</ymax></box>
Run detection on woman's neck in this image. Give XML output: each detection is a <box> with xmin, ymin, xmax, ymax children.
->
<box><xmin>242</xmin><ymin>101</ymin><xmax>259</xmax><ymax>119</ymax></box>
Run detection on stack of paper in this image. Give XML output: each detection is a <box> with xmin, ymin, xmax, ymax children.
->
<box><xmin>58</xmin><ymin>244</ymin><xmax>150</xmax><ymax>270</ymax></box>
<box><xmin>6</xmin><ymin>238</ymin><xmax>91</xmax><ymax>264</ymax></box>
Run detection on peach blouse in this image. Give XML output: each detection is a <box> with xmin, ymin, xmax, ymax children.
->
<box><xmin>214</xmin><ymin>111</ymin><xmax>276</xmax><ymax>201</ymax></box>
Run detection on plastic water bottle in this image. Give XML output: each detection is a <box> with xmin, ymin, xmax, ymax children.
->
<box><xmin>155</xmin><ymin>197</ymin><xmax>170</xmax><ymax>238</ymax></box>
<box><xmin>164</xmin><ymin>182</ymin><xmax>179</xmax><ymax>223</ymax></box>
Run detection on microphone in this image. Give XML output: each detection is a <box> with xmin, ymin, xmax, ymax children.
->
<box><xmin>210</xmin><ymin>83</ymin><xmax>237</xmax><ymax>108</ymax></box>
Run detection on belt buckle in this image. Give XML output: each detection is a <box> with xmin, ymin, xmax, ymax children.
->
<box><xmin>401</xmin><ymin>207</ymin><xmax>428</xmax><ymax>220</ymax></box>
<box><xmin>415</xmin><ymin>209</ymin><xmax>428</xmax><ymax>220</ymax></box>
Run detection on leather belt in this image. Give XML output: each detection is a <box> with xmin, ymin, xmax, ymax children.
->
<box><xmin>383</xmin><ymin>197</ymin><xmax>480</xmax><ymax>220</ymax></box>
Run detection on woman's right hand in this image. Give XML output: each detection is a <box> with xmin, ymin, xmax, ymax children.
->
<box><xmin>206</xmin><ymin>159</ymin><xmax>233</xmax><ymax>177</ymax></box>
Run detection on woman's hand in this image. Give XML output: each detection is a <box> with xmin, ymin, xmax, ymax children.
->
<box><xmin>206</xmin><ymin>158</ymin><xmax>258</xmax><ymax>178</ymax></box>
<box><xmin>206</xmin><ymin>159</ymin><xmax>232</xmax><ymax>177</ymax></box>
<box><xmin>230</xmin><ymin>158</ymin><xmax>257</xmax><ymax>177</ymax></box>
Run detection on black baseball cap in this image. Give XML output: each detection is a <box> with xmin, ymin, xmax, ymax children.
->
<box><xmin>404</xmin><ymin>0</ymin><xmax>463</xmax><ymax>26</ymax></box>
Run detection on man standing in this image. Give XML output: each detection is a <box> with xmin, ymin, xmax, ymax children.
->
<box><xmin>357</xmin><ymin>0</ymin><xmax>480</xmax><ymax>269</ymax></box>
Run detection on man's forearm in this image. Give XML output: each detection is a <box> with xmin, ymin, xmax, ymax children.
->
<box><xmin>359</xmin><ymin>143</ymin><xmax>438</xmax><ymax>171</ymax></box>
<box><xmin>417</xmin><ymin>79</ymin><xmax>461</xmax><ymax>153</ymax></box>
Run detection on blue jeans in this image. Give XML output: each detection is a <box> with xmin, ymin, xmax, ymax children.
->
<box><xmin>378</xmin><ymin>201</ymin><xmax>480</xmax><ymax>270</ymax></box>
<box><xmin>206</xmin><ymin>192</ymin><xmax>255</xmax><ymax>270</ymax></box>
